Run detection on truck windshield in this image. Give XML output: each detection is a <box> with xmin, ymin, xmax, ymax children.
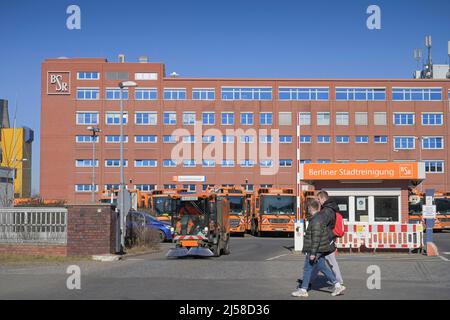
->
<box><xmin>153</xmin><ymin>197</ymin><xmax>173</xmax><ymax>216</ymax></box>
<box><xmin>408</xmin><ymin>201</ymin><xmax>423</xmax><ymax>215</ymax></box>
<box><xmin>436</xmin><ymin>198</ymin><xmax>450</xmax><ymax>214</ymax></box>
<box><xmin>225</xmin><ymin>196</ymin><xmax>244</xmax><ymax>215</ymax></box>
<box><xmin>262</xmin><ymin>196</ymin><xmax>295</xmax><ymax>215</ymax></box>
<box><xmin>174</xmin><ymin>199</ymin><xmax>209</xmax><ymax>235</ymax></box>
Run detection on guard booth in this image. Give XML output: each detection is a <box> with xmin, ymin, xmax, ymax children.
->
<box><xmin>299</xmin><ymin>162</ymin><xmax>426</xmax><ymax>224</ymax></box>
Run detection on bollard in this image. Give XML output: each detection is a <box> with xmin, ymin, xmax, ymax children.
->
<box><xmin>294</xmin><ymin>219</ymin><xmax>304</xmax><ymax>252</ymax></box>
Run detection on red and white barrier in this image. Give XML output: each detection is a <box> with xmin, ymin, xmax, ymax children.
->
<box><xmin>335</xmin><ymin>224</ymin><xmax>365</xmax><ymax>249</ymax></box>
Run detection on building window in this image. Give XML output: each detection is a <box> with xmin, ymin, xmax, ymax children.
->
<box><xmin>75</xmin><ymin>184</ymin><xmax>98</xmax><ymax>192</ymax></box>
<box><xmin>300</xmin><ymin>159</ymin><xmax>312</xmax><ymax>164</ymax></box>
<box><xmin>106</xmin><ymin>112</ymin><xmax>128</xmax><ymax>125</ymax></box>
<box><xmin>336</xmin><ymin>112</ymin><xmax>349</xmax><ymax>126</ymax></box>
<box><xmin>280</xmin><ymin>159</ymin><xmax>293</xmax><ymax>167</ymax></box>
<box><xmin>105</xmin><ymin>135</ymin><xmax>128</xmax><ymax>143</ymax></box>
<box><xmin>202</xmin><ymin>112</ymin><xmax>215</xmax><ymax>125</ymax></box>
<box><xmin>336</xmin><ymin>160</ymin><xmax>350</xmax><ymax>163</ymax></box>
<box><xmin>135</xmin><ymin>112</ymin><xmax>157</xmax><ymax>125</ymax></box>
<box><xmin>104</xmin><ymin>184</ymin><xmax>120</xmax><ymax>191</ymax></box>
<box><xmin>260</xmin><ymin>160</ymin><xmax>273</xmax><ymax>168</ymax></box>
<box><xmin>183</xmin><ymin>184</ymin><xmax>196</xmax><ymax>193</ymax></box>
<box><xmin>222</xmin><ymin>135</ymin><xmax>234</xmax><ymax>144</ymax></box>
<box><xmin>240</xmin><ymin>113</ymin><xmax>254</xmax><ymax>125</ymax></box>
<box><xmin>393</xmin><ymin>113</ymin><xmax>414</xmax><ymax>125</ymax></box>
<box><xmin>221</xmin><ymin>112</ymin><xmax>234</xmax><ymax>125</ymax></box>
<box><xmin>135</xmin><ymin>135</ymin><xmax>157</xmax><ymax>143</ymax></box>
<box><xmin>374</xmin><ymin>136</ymin><xmax>388</xmax><ymax>144</ymax></box>
<box><xmin>422</xmin><ymin>137</ymin><xmax>444</xmax><ymax>149</ymax></box>
<box><xmin>76</xmin><ymin>135</ymin><xmax>99</xmax><ymax>143</ymax></box>
<box><xmin>202</xmin><ymin>136</ymin><xmax>216</xmax><ymax>143</ymax></box>
<box><xmin>422</xmin><ymin>113</ymin><xmax>443</xmax><ymax>126</ymax></box>
<box><xmin>164</xmin><ymin>184</ymin><xmax>176</xmax><ymax>189</ymax></box>
<box><xmin>394</xmin><ymin>136</ymin><xmax>415</xmax><ymax>149</ymax></box>
<box><xmin>336</xmin><ymin>88</ymin><xmax>386</xmax><ymax>101</ymax></box>
<box><xmin>192</xmin><ymin>88</ymin><xmax>215</xmax><ymax>100</ymax></box>
<box><xmin>317</xmin><ymin>159</ymin><xmax>331</xmax><ymax>164</ymax></box>
<box><xmin>221</xmin><ymin>160</ymin><xmax>235</xmax><ymax>167</ymax></box>
<box><xmin>299</xmin><ymin>112</ymin><xmax>311</xmax><ymax>126</ymax></box>
<box><xmin>77</xmin><ymin>72</ymin><xmax>100</xmax><ymax>80</ymax></box>
<box><xmin>300</xmin><ymin>135</ymin><xmax>312</xmax><ymax>143</ymax></box>
<box><xmin>105</xmin><ymin>160</ymin><xmax>128</xmax><ymax>167</ymax></box>
<box><xmin>163</xmin><ymin>160</ymin><xmax>177</xmax><ymax>167</ymax></box>
<box><xmin>135</xmin><ymin>73</ymin><xmax>158</xmax><ymax>80</ymax></box>
<box><xmin>75</xmin><ymin>159</ymin><xmax>98</xmax><ymax>167</ymax></box>
<box><xmin>182</xmin><ymin>136</ymin><xmax>195</xmax><ymax>144</ymax></box>
<box><xmin>163</xmin><ymin>135</ymin><xmax>177</xmax><ymax>144</ymax></box>
<box><xmin>106</xmin><ymin>88</ymin><xmax>128</xmax><ymax>100</ymax></box>
<box><xmin>135</xmin><ymin>184</ymin><xmax>156</xmax><ymax>192</ymax></box>
<box><xmin>202</xmin><ymin>160</ymin><xmax>216</xmax><ymax>167</ymax></box>
<box><xmin>317</xmin><ymin>135</ymin><xmax>331</xmax><ymax>143</ymax></box>
<box><xmin>239</xmin><ymin>160</ymin><xmax>256</xmax><ymax>167</ymax></box>
<box><xmin>392</xmin><ymin>88</ymin><xmax>442</xmax><ymax>101</ymax></box>
<box><xmin>278</xmin><ymin>87</ymin><xmax>329</xmax><ymax>100</ymax></box>
<box><xmin>336</xmin><ymin>136</ymin><xmax>350</xmax><ymax>144</ymax></box>
<box><xmin>76</xmin><ymin>112</ymin><xmax>99</xmax><ymax>125</ymax></box>
<box><xmin>76</xmin><ymin>88</ymin><xmax>99</xmax><ymax>100</ymax></box>
<box><xmin>424</xmin><ymin>160</ymin><xmax>444</xmax><ymax>173</ymax></box>
<box><xmin>135</xmin><ymin>88</ymin><xmax>157</xmax><ymax>100</ymax></box>
<box><xmin>164</xmin><ymin>88</ymin><xmax>186</xmax><ymax>100</ymax></box>
<box><xmin>374</xmin><ymin>112</ymin><xmax>387</xmax><ymax>126</ymax></box>
<box><xmin>183</xmin><ymin>112</ymin><xmax>196</xmax><ymax>125</ymax></box>
<box><xmin>260</xmin><ymin>113</ymin><xmax>273</xmax><ymax>125</ymax></box>
<box><xmin>239</xmin><ymin>135</ymin><xmax>255</xmax><ymax>144</ymax></box>
<box><xmin>221</xmin><ymin>87</ymin><xmax>272</xmax><ymax>100</ymax></box>
<box><xmin>279</xmin><ymin>112</ymin><xmax>292</xmax><ymax>126</ymax></box>
<box><xmin>355</xmin><ymin>112</ymin><xmax>368</xmax><ymax>125</ymax></box>
<box><xmin>279</xmin><ymin>135</ymin><xmax>293</xmax><ymax>144</ymax></box>
<box><xmin>183</xmin><ymin>160</ymin><xmax>196</xmax><ymax>168</ymax></box>
<box><xmin>355</xmin><ymin>136</ymin><xmax>369</xmax><ymax>144</ymax></box>
<box><xmin>163</xmin><ymin>112</ymin><xmax>177</xmax><ymax>125</ymax></box>
<box><xmin>134</xmin><ymin>160</ymin><xmax>157</xmax><ymax>167</ymax></box>
<box><xmin>260</xmin><ymin>135</ymin><xmax>273</xmax><ymax>144</ymax></box>
<box><xmin>105</xmin><ymin>72</ymin><xmax>128</xmax><ymax>81</ymax></box>
<box><xmin>317</xmin><ymin>112</ymin><xmax>330</xmax><ymax>126</ymax></box>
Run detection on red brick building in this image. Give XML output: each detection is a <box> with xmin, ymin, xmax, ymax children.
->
<box><xmin>41</xmin><ymin>57</ymin><xmax>450</xmax><ymax>208</ymax></box>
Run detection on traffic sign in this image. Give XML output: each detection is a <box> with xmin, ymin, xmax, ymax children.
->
<box><xmin>422</xmin><ymin>205</ymin><xmax>436</xmax><ymax>219</ymax></box>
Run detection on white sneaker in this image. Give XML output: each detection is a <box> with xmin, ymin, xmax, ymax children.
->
<box><xmin>331</xmin><ymin>284</ymin><xmax>346</xmax><ymax>296</ymax></box>
<box><xmin>291</xmin><ymin>289</ymin><xmax>309</xmax><ymax>298</ymax></box>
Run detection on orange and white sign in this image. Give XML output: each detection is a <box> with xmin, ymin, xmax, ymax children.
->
<box><xmin>47</xmin><ymin>71</ymin><xmax>71</xmax><ymax>95</ymax></box>
<box><xmin>300</xmin><ymin>162</ymin><xmax>425</xmax><ymax>180</ymax></box>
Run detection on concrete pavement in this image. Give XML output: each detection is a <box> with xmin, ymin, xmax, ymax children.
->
<box><xmin>0</xmin><ymin>234</ymin><xmax>449</xmax><ymax>300</ymax></box>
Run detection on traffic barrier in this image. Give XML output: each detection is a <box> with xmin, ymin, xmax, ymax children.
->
<box><xmin>335</xmin><ymin>224</ymin><xmax>365</xmax><ymax>249</ymax></box>
<box><xmin>365</xmin><ymin>224</ymin><xmax>423</xmax><ymax>250</ymax></box>
<box><xmin>335</xmin><ymin>223</ymin><xmax>423</xmax><ymax>251</ymax></box>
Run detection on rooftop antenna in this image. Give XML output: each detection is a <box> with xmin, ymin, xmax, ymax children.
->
<box><xmin>413</xmin><ymin>48</ymin><xmax>422</xmax><ymax>70</ymax></box>
<box><xmin>424</xmin><ymin>35</ymin><xmax>433</xmax><ymax>78</ymax></box>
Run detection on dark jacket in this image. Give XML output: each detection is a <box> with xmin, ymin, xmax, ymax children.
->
<box><xmin>320</xmin><ymin>199</ymin><xmax>338</xmax><ymax>241</ymax></box>
<box><xmin>302</xmin><ymin>211</ymin><xmax>336</xmax><ymax>256</ymax></box>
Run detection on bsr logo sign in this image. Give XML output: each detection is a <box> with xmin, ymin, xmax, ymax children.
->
<box><xmin>47</xmin><ymin>72</ymin><xmax>70</xmax><ymax>95</ymax></box>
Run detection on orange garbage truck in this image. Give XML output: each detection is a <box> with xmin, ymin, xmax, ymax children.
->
<box><xmin>148</xmin><ymin>188</ymin><xmax>188</xmax><ymax>225</ymax></box>
<box><xmin>207</xmin><ymin>186</ymin><xmax>246</xmax><ymax>236</ymax></box>
<box><xmin>408</xmin><ymin>189</ymin><xmax>450</xmax><ymax>231</ymax></box>
<box><xmin>250</xmin><ymin>188</ymin><xmax>296</xmax><ymax>236</ymax></box>
<box><xmin>166</xmin><ymin>193</ymin><xmax>230</xmax><ymax>258</ymax></box>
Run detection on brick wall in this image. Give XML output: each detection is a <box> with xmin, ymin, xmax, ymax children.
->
<box><xmin>66</xmin><ymin>204</ymin><xmax>118</xmax><ymax>256</ymax></box>
<box><xmin>0</xmin><ymin>244</ymin><xmax>67</xmax><ymax>256</ymax></box>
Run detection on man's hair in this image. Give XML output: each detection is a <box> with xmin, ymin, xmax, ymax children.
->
<box><xmin>317</xmin><ymin>190</ymin><xmax>329</xmax><ymax>200</ymax></box>
<box><xmin>307</xmin><ymin>199</ymin><xmax>320</xmax><ymax>212</ymax></box>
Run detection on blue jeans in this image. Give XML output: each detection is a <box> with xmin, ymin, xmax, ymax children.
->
<box><xmin>301</xmin><ymin>253</ymin><xmax>338</xmax><ymax>290</ymax></box>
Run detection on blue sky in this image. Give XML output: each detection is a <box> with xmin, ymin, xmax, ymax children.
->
<box><xmin>0</xmin><ymin>0</ymin><xmax>449</xmax><ymax>194</ymax></box>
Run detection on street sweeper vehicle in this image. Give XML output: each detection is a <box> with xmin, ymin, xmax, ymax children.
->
<box><xmin>166</xmin><ymin>192</ymin><xmax>231</xmax><ymax>258</ymax></box>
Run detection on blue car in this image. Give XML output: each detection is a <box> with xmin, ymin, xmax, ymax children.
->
<box><xmin>127</xmin><ymin>210</ymin><xmax>174</xmax><ymax>243</ymax></box>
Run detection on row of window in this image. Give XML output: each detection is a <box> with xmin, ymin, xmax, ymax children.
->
<box><xmin>75</xmin><ymin>86</ymin><xmax>449</xmax><ymax>101</ymax></box>
<box><xmin>77</xmin><ymin>72</ymin><xmax>158</xmax><ymax>81</ymax></box>
<box><xmin>75</xmin><ymin>111</ymin><xmax>444</xmax><ymax>127</ymax></box>
<box><xmin>76</xmin><ymin>159</ymin><xmax>294</xmax><ymax>168</ymax></box>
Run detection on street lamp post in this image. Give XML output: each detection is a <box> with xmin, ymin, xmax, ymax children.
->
<box><xmin>118</xmin><ymin>81</ymin><xmax>138</xmax><ymax>252</ymax></box>
<box><xmin>87</xmin><ymin>126</ymin><xmax>101</xmax><ymax>203</ymax></box>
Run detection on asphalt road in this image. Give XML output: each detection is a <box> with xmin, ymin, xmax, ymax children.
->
<box><xmin>1</xmin><ymin>234</ymin><xmax>450</xmax><ymax>300</ymax></box>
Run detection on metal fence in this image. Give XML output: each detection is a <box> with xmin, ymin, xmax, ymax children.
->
<box><xmin>0</xmin><ymin>208</ymin><xmax>68</xmax><ymax>244</ymax></box>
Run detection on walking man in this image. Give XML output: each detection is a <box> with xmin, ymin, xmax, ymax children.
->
<box><xmin>292</xmin><ymin>200</ymin><xmax>346</xmax><ymax>298</ymax></box>
<box><xmin>311</xmin><ymin>190</ymin><xmax>344</xmax><ymax>286</ymax></box>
